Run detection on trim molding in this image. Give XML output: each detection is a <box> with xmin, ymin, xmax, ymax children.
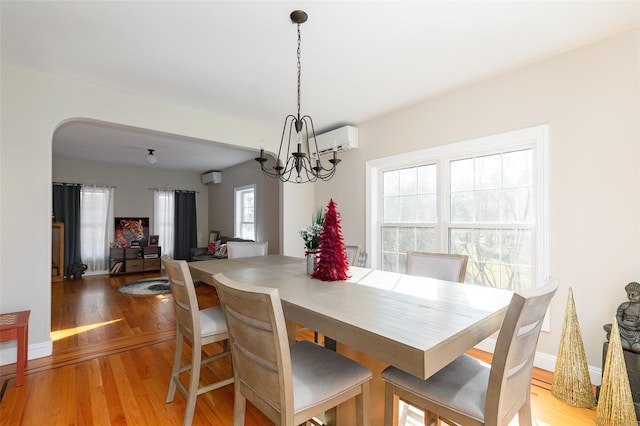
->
<box><xmin>0</xmin><ymin>339</ymin><xmax>53</xmax><ymax>366</ymax></box>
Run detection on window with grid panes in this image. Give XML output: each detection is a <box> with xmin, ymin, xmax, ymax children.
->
<box><xmin>235</xmin><ymin>185</ymin><xmax>255</xmax><ymax>240</ymax></box>
<box><xmin>371</xmin><ymin>125</ymin><xmax>547</xmax><ymax>290</ymax></box>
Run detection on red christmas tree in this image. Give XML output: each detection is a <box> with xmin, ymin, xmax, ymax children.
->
<box><xmin>312</xmin><ymin>199</ymin><xmax>350</xmax><ymax>281</ymax></box>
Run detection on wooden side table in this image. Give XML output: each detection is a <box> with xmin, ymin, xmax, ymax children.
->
<box><xmin>0</xmin><ymin>310</ymin><xmax>30</xmax><ymax>386</ymax></box>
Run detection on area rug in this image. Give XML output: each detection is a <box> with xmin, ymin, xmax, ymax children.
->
<box><xmin>117</xmin><ymin>277</ymin><xmax>203</xmax><ymax>295</ymax></box>
<box><xmin>117</xmin><ymin>277</ymin><xmax>171</xmax><ymax>295</ymax></box>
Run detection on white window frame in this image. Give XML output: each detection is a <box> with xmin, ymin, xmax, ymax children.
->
<box><xmin>366</xmin><ymin>125</ymin><xmax>549</xmax><ymax>289</ymax></box>
<box><xmin>234</xmin><ymin>184</ymin><xmax>256</xmax><ymax>240</ymax></box>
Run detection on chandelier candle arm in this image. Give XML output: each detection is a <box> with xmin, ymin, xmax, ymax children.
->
<box><xmin>255</xmin><ymin>10</ymin><xmax>340</xmax><ymax>183</ymax></box>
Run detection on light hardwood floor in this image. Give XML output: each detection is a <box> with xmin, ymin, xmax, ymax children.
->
<box><xmin>1</xmin><ymin>272</ymin><xmax>597</xmax><ymax>425</ymax></box>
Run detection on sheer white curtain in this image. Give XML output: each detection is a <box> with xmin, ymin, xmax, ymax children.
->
<box><xmin>80</xmin><ymin>185</ymin><xmax>114</xmax><ymax>275</ymax></box>
<box><xmin>154</xmin><ymin>189</ymin><xmax>175</xmax><ymax>259</ymax></box>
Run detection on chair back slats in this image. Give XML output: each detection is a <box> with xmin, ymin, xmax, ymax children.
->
<box><xmin>405</xmin><ymin>251</ymin><xmax>468</xmax><ymax>283</ymax></box>
<box><xmin>226</xmin><ymin>305</ymin><xmax>282</xmax><ymax>409</ymax></box>
<box><xmin>163</xmin><ymin>257</ymin><xmax>200</xmax><ymax>340</ymax></box>
<box><xmin>213</xmin><ymin>273</ymin><xmax>294</xmax><ymax>423</ymax></box>
<box><xmin>345</xmin><ymin>245</ymin><xmax>361</xmax><ymax>265</ymax></box>
<box><xmin>226</xmin><ymin>241</ymin><xmax>269</xmax><ymax>258</ymax></box>
<box><xmin>224</xmin><ymin>302</ymin><xmax>279</xmax><ymax>368</ymax></box>
<box><xmin>486</xmin><ymin>278</ymin><xmax>558</xmax><ymax>424</ymax></box>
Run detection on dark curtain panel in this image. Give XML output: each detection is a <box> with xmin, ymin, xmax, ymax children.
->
<box><xmin>174</xmin><ymin>191</ymin><xmax>197</xmax><ymax>260</ymax></box>
<box><xmin>52</xmin><ymin>183</ymin><xmax>82</xmax><ymax>276</ymax></box>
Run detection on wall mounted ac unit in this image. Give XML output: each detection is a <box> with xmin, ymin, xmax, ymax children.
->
<box><xmin>309</xmin><ymin>125</ymin><xmax>358</xmax><ymax>157</ymax></box>
<box><xmin>201</xmin><ymin>171</ymin><xmax>222</xmax><ymax>184</ymax></box>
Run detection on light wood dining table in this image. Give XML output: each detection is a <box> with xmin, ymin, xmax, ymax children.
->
<box><xmin>189</xmin><ymin>255</ymin><xmax>513</xmax><ymax>426</ymax></box>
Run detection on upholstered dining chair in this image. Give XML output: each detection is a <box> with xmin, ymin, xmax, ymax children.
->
<box><xmin>345</xmin><ymin>245</ymin><xmax>362</xmax><ymax>266</ymax></box>
<box><xmin>226</xmin><ymin>241</ymin><xmax>269</xmax><ymax>258</ymax></box>
<box><xmin>162</xmin><ymin>256</ymin><xmax>234</xmax><ymax>426</ymax></box>
<box><xmin>357</xmin><ymin>251</ymin><xmax>368</xmax><ymax>268</ymax></box>
<box><xmin>381</xmin><ymin>278</ymin><xmax>558</xmax><ymax>426</ymax></box>
<box><xmin>405</xmin><ymin>251</ymin><xmax>468</xmax><ymax>283</ymax></box>
<box><xmin>212</xmin><ymin>272</ymin><xmax>373</xmax><ymax>426</ymax></box>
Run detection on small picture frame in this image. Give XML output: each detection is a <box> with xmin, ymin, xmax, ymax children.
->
<box><xmin>209</xmin><ymin>230</ymin><xmax>220</xmax><ymax>243</ymax></box>
<box><xmin>148</xmin><ymin>234</ymin><xmax>159</xmax><ymax>247</ymax></box>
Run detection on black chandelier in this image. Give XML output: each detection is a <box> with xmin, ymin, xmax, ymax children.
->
<box><xmin>255</xmin><ymin>10</ymin><xmax>340</xmax><ymax>184</ymax></box>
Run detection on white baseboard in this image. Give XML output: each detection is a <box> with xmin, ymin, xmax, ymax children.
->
<box><xmin>475</xmin><ymin>338</ymin><xmax>602</xmax><ymax>386</ymax></box>
<box><xmin>1</xmin><ymin>337</ymin><xmax>604</xmax><ymax>387</ymax></box>
<box><xmin>0</xmin><ymin>339</ymin><xmax>53</xmax><ymax>366</ymax></box>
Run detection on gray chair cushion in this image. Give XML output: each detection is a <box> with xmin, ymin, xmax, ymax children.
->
<box><xmin>291</xmin><ymin>340</ymin><xmax>372</xmax><ymax>413</ymax></box>
<box><xmin>199</xmin><ymin>306</ymin><xmax>228</xmax><ymax>336</ymax></box>
<box><xmin>381</xmin><ymin>354</ymin><xmax>490</xmax><ymax>422</ymax></box>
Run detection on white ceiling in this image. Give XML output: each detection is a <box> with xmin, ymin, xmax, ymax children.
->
<box><xmin>2</xmin><ymin>1</ymin><xmax>638</xmax><ymax>173</ymax></box>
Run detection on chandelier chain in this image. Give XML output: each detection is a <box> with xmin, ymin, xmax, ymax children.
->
<box><xmin>255</xmin><ymin>10</ymin><xmax>341</xmax><ymax>183</ymax></box>
<box><xmin>296</xmin><ymin>22</ymin><xmax>302</xmax><ymax>119</ymax></box>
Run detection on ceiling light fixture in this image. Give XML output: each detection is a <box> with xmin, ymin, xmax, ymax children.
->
<box><xmin>146</xmin><ymin>149</ymin><xmax>157</xmax><ymax>165</ymax></box>
<box><xmin>255</xmin><ymin>10</ymin><xmax>340</xmax><ymax>183</ymax></box>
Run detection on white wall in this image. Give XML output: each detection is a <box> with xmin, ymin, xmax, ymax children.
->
<box><xmin>316</xmin><ymin>30</ymin><xmax>640</xmax><ymax>378</ymax></box>
<box><xmin>206</xmin><ymin>158</ymin><xmax>317</xmax><ymax>258</ymax></box>
<box><xmin>53</xmin><ymin>158</ymin><xmax>210</xmax><ymax>248</ymax></box>
<box><xmin>281</xmin><ymin>181</ymin><xmax>316</xmax><ymax>257</ymax></box>
<box><xmin>0</xmin><ymin>63</ymin><xmax>282</xmax><ymax>362</ymax></box>
<box><xmin>207</xmin><ymin>159</ymin><xmax>280</xmax><ymax>254</ymax></box>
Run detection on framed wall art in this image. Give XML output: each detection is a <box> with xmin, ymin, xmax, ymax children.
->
<box><xmin>148</xmin><ymin>234</ymin><xmax>159</xmax><ymax>247</ymax></box>
<box><xmin>114</xmin><ymin>217</ymin><xmax>149</xmax><ymax>248</ymax></box>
